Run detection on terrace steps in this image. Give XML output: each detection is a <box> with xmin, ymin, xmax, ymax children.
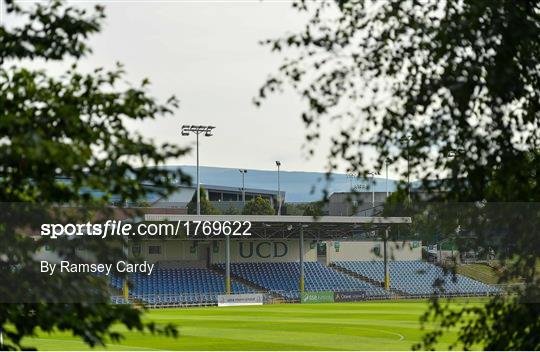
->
<box><xmin>328</xmin><ymin>262</ymin><xmax>408</xmax><ymax>296</ymax></box>
<box><xmin>210</xmin><ymin>265</ymin><xmax>272</xmax><ymax>295</ymax></box>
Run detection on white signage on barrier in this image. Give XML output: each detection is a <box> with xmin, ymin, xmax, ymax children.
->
<box><xmin>217</xmin><ymin>293</ymin><xmax>264</xmax><ymax>307</ymax></box>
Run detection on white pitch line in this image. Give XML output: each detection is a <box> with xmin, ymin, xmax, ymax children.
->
<box><xmin>360</xmin><ymin>328</ymin><xmax>405</xmax><ymax>342</ymax></box>
<box><xmin>379</xmin><ymin>329</ymin><xmax>405</xmax><ymax>341</ymax></box>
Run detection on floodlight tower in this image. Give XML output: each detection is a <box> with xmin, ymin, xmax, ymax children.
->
<box><xmin>385</xmin><ymin>159</ymin><xmax>390</xmax><ymax>197</ymax></box>
<box><xmin>276</xmin><ymin>161</ymin><xmax>282</xmax><ymax>215</ymax></box>
<box><xmin>239</xmin><ymin>169</ymin><xmax>247</xmax><ymax>204</ymax></box>
<box><xmin>368</xmin><ymin>171</ymin><xmax>379</xmax><ymax>209</ymax></box>
<box><xmin>400</xmin><ymin>134</ymin><xmax>412</xmax><ymax>201</ymax></box>
<box><xmin>181</xmin><ymin>125</ymin><xmax>215</xmax><ymax>215</ymax></box>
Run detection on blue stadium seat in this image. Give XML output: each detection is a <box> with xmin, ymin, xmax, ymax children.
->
<box><xmin>108</xmin><ymin>261</ymin><xmax>499</xmax><ymax>305</ymax></box>
<box><xmin>109</xmin><ymin>267</ymin><xmax>255</xmax><ymax>305</ymax></box>
<box><xmin>216</xmin><ymin>262</ymin><xmax>388</xmax><ymax>299</ymax></box>
<box><xmin>332</xmin><ymin>260</ymin><xmax>500</xmax><ymax>295</ymax></box>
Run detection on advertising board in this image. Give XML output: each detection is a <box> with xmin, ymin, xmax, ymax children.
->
<box><xmin>217</xmin><ymin>293</ymin><xmax>264</xmax><ymax>307</ymax></box>
<box><xmin>300</xmin><ymin>291</ymin><xmax>335</xmax><ymax>303</ymax></box>
<box><xmin>334</xmin><ymin>291</ymin><xmax>367</xmax><ymax>302</ymax></box>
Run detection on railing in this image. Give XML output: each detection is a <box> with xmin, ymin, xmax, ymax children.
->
<box><xmin>112</xmin><ymin>285</ymin><xmax>518</xmax><ymax>308</ymax></box>
<box><xmin>130</xmin><ymin>292</ymin><xmax>223</xmax><ymax>308</ymax></box>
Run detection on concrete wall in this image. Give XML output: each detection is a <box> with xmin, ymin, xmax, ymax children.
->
<box><xmin>326</xmin><ymin>240</ymin><xmax>422</xmax><ymax>263</ymax></box>
<box><xmin>327</xmin><ymin>192</ymin><xmax>390</xmax><ymax>216</ymax></box>
<box><xmin>210</xmin><ymin>240</ymin><xmax>317</xmax><ymax>264</ymax></box>
<box><xmin>129</xmin><ymin>240</ymin><xmax>200</xmax><ymax>264</ymax></box>
<box><xmin>127</xmin><ymin>239</ymin><xmax>317</xmax><ymax>264</ymax></box>
<box><xmin>129</xmin><ymin>240</ymin><xmax>419</xmax><ymax>264</ymax></box>
<box><xmin>38</xmin><ymin>239</ymin><xmax>420</xmax><ymax>265</ymax></box>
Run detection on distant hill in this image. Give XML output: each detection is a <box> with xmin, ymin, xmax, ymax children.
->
<box><xmin>161</xmin><ymin>165</ymin><xmax>399</xmax><ymax>202</ymax></box>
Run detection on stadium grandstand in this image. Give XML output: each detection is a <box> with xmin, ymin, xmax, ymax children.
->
<box><xmin>100</xmin><ymin>214</ymin><xmax>502</xmax><ymax>307</ymax></box>
<box><xmin>38</xmin><ymin>177</ymin><xmax>503</xmax><ymax>308</ymax></box>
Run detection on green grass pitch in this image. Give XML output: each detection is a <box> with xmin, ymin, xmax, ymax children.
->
<box><xmin>22</xmin><ymin>300</ymin><xmax>478</xmax><ymax>350</ymax></box>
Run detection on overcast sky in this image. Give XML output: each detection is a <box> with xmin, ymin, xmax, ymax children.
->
<box><xmin>7</xmin><ymin>0</ymin><xmax>389</xmax><ymax>176</ymax></box>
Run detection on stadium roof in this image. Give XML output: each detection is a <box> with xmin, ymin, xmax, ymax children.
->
<box><xmin>200</xmin><ymin>184</ymin><xmax>284</xmax><ymax>197</ymax></box>
<box><xmin>144</xmin><ymin>214</ymin><xmax>412</xmax><ymax>240</ymax></box>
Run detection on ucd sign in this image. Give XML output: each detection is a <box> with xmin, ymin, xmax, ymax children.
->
<box><xmin>238</xmin><ymin>241</ymin><xmax>288</xmax><ymax>259</ymax></box>
<box><xmin>300</xmin><ymin>291</ymin><xmax>334</xmax><ymax>304</ymax></box>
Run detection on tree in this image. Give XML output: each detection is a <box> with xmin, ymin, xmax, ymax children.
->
<box><xmin>242</xmin><ymin>196</ymin><xmax>275</xmax><ymax>215</ymax></box>
<box><xmin>187</xmin><ymin>187</ymin><xmax>221</xmax><ymax>215</ymax></box>
<box><xmin>283</xmin><ymin>203</ymin><xmax>309</xmax><ymax>216</ymax></box>
<box><xmin>222</xmin><ymin>204</ymin><xmax>241</xmax><ymax>215</ymax></box>
<box><xmin>0</xmin><ymin>0</ymin><xmax>187</xmax><ymax>348</ymax></box>
<box><xmin>285</xmin><ymin>201</ymin><xmax>325</xmax><ymax>216</ymax></box>
<box><xmin>258</xmin><ymin>0</ymin><xmax>540</xmax><ymax>349</ymax></box>
<box><xmin>302</xmin><ymin>201</ymin><xmax>325</xmax><ymax>217</ymax></box>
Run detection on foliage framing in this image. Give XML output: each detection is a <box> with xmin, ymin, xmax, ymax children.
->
<box><xmin>0</xmin><ymin>0</ymin><xmax>189</xmax><ymax>348</ymax></box>
<box><xmin>257</xmin><ymin>0</ymin><xmax>540</xmax><ymax>350</ymax></box>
